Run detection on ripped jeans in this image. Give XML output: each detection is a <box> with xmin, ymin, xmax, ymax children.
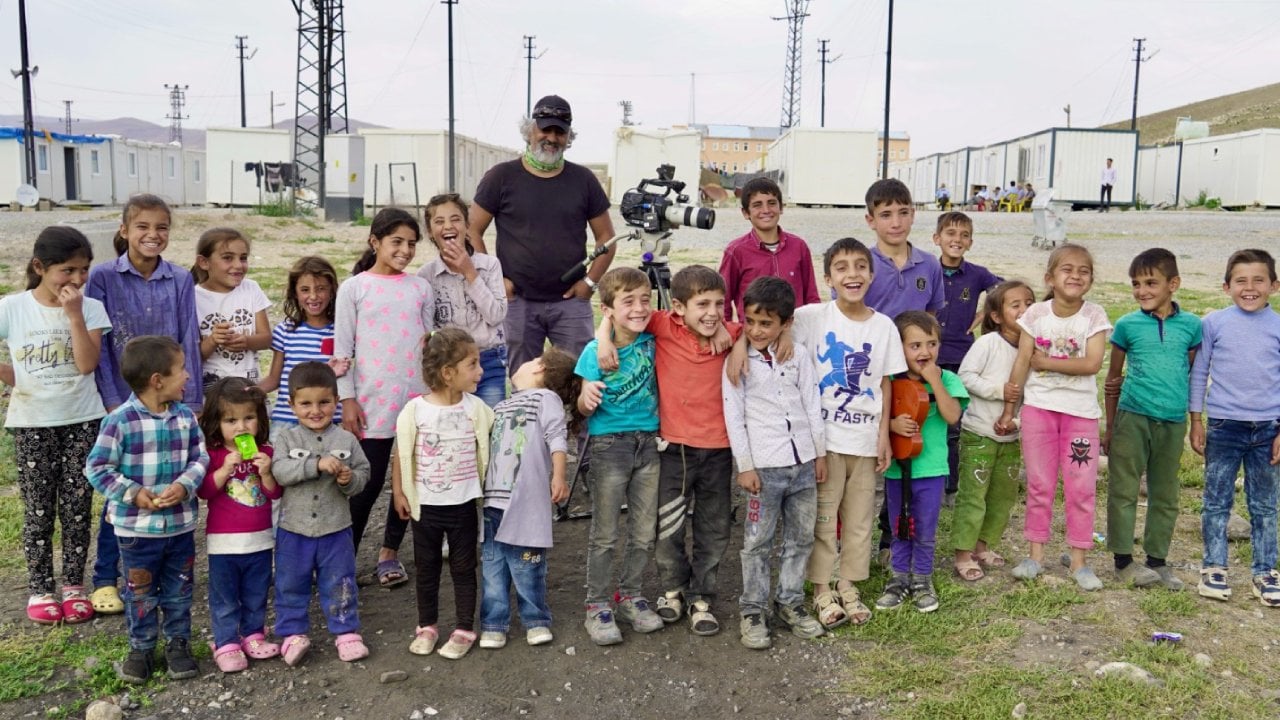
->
<box><xmin>274</xmin><ymin>527</ymin><xmax>361</xmax><ymax>637</ymax></box>
<box><xmin>118</xmin><ymin>530</ymin><xmax>195</xmax><ymax>651</ymax></box>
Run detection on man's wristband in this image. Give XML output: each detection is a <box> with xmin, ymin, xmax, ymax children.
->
<box><xmin>583</xmin><ymin>276</ymin><xmax>597</xmax><ymax>292</ymax></box>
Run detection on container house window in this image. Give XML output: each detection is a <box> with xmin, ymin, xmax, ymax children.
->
<box><xmin>128</xmin><ymin>152</ymin><xmax>137</xmax><ymax>177</ymax></box>
<box><xmin>194</xmin><ymin>160</ymin><xmax>202</xmax><ymax>182</ymax></box>
<box><xmin>37</xmin><ymin>145</ymin><xmax>48</xmax><ymax>173</ymax></box>
<box><xmin>91</xmin><ymin>149</ymin><xmax>101</xmax><ymax>175</ymax></box>
<box><xmin>168</xmin><ymin>156</ymin><xmax>177</xmax><ymax>179</ymax></box>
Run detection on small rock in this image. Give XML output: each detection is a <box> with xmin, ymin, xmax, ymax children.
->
<box><xmin>319</xmin><ymin>678</ymin><xmax>332</xmax><ymax>688</ymax></box>
<box><xmin>907</xmin><ymin>692</ymin><xmax>915</xmax><ymax>700</ymax></box>
<box><xmin>380</xmin><ymin>670</ymin><xmax>408</xmax><ymax>684</ymax></box>
<box><xmin>1084</xmin><ymin>660</ymin><xmax>1100</xmax><ymax>672</ymax></box>
<box><xmin>85</xmin><ymin>700</ymin><xmax>124</xmax><ymax>720</ymax></box>
<box><xmin>1094</xmin><ymin>661</ymin><xmax>1163</xmax><ymax>686</ymax></box>
<box><xmin>565</xmin><ymin>646</ymin><xmax>576</xmax><ymax>656</ymax></box>
<box><xmin>1012</xmin><ymin>702</ymin><xmax>1027</xmax><ymax>719</ymax></box>
<box><xmin>424</xmin><ymin>707</ymin><xmax>439</xmax><ymax>716</ymax></box>
<box><xmin>1221</xmin><ymin>670</ymin><xmax>1234</xmax><ymax>678</ymax></box>
<box><xmin>530</xmin><ymin>689</ymin><xmax>539</xmax><ymax>697</ymax></box>
<box><xmin>1227</xmin><ymin>513</ymin><xmax>1250</xmax><ymax>540</ymax></box>
<box><xmin>1193</xmin><ymin>653</ymin><xmax>1212</xmax><ymax>668</ymax></box>
<box><xmin>207</xmin><ymin>702</ymin><xmax>222</xmax><ymax>710</ymax></box>
<box><xmin>564</xmin><ymin>682</ymin><xmax>572</xmax><ymax>691</ymax></box>
<box><xmin>410</xmin><ymin>712</ymin><xmax>423</xmax><ymax>720</ymax></box>
<box><xmin>83</xmin><ymin>656</ymin><xmax>100</xmax><ymax>670</ymax></box>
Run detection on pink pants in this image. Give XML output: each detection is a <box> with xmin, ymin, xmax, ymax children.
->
<box><xmin>1021</xmin><ymin>406</ymin><xmax>1099</xmax><ymax>550</ymax></box>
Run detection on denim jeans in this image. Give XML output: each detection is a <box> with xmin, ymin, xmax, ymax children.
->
<box><xmin>1201</xmin><ymin>418</ymin><xmax>1280</xmax><ymax>575</ymax></box>
<box><xmin>476</xmin><ymin>346</ymin><xmax>509</xmax><ymax>408</ymax></box>
<box><xmin>655</xmin><ymin>444</ymin><xmax>735</xmax><ymax>606</ymax></box>
<box><xmin>207</xmin><ymin>550</ymin><xmax>273</xmax><ymax>648</ymax></box>
<box><xmin>117</xmin><ymin>531</ymin><xmax>195</xmax><ymax>651</ymax></box>
<box><xmin>584</xmin><ymin>432</ymin><xmax>659</xmax><ymax>606</ymax></box>
<box><xmin>92</xmin><ymin>505</ymin><xmax>121</xmax><ymax>589</ymax></box>
<box><xmin>274</xmin><ymin>527</ymin><xmax>360</xmax><ymax>637</ymax></box>
<box><xmin>481</xmin><ymin>507</ymin><xmax>551</xmax><ymax>633</ymax></box>
<box><xmin>739</xmin><ymin>463</ymin><xmax>817</xmax><ymax>615</ymax></box>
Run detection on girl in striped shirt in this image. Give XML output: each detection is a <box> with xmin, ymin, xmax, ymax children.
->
<box><xmin>259</xmin><ymin>256</ymin><xmax>349</xmax><ymax>435</ymax></box>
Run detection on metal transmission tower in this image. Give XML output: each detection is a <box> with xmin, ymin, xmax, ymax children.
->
<box><xmin>619</xmin><ymin>100</ymin><xmax>634</xmax><ymax>126</ymax></box>
<box><xmin>523</xmin><ymin>36</ymin><xmax>545</xmax><ymax>117</ymax></box>
<box><xmin>63</xmin><ymin>100</ymin><xmax>75</xmax><ymax>133</ymax></box>
<box><xmin>773</xmin><ymin>0</ymin><xmax>810</xmax><ymax>129</ymax></box>
<box><xmin>292</xmin><ymin>0</ymin><xmax>349</xmax><ymax>211</ymax></box>
<box><xmin>165</xmin><ymin>84</ymin><xmax>189</xmax><ymax>143</ymax></box>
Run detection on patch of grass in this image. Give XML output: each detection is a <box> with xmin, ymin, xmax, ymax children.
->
<box><xmin>996</xmin><ymin>582</ymin><xmax>1090</xmax><ymax>621</ymax></box>
<box><xmin>249</xmin><ymin>199</ymin><xmax>294</xmax><ymax>217</ymax></box>
<box><xmin>294</xmin><ymin>236</ymin><xmax>337</xmax><ymax>244</ymax></box>
<box><xmin>0</xmin><ymin>626</ymin><xmax>142</xmax><ymax>717</ymax></box>
<box><xmin>352</xmin><ymin>212</ymin><xmax>373</xmax><ymax>227</ymax></box>
<box><xmin>300</xmin><ymin>218</ymin><xmax>323</xmax><ymax>230</ymax></box>
<box><xmin>1137</xmin><ymin>588</ymin><xmax>1199</xmax><ymax>626</ymax></box>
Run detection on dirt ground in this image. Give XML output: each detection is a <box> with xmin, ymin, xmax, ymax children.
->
<box><xmin>0</xmin><ymin>206</ymin><xmax>1278</xmax><ymax>720</ymax></box>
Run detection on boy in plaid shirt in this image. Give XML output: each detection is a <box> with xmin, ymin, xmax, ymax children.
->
<box><xmin>86</xmin><ymin>336</ymin><xmax>209</xmax><ymax>684</ymax></box>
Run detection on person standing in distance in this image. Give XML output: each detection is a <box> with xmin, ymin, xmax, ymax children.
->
<box><xmin>470</xmin><ymin>95</ymin><xmax>616</xmax><ymax>371</ymax></box>
<box><xmin>1100</xmin><ymin>158</ymin><xmax>1117</xmax><ymax>212</ymax></box>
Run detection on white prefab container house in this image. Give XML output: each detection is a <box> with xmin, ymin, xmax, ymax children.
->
<box><xmin>887</xmin><ymin>159</ymin><xmax>914</xmax><ymax>188</ymax></box>
<box><xmin>911</xmin><ymin>154</ymin><xmax>940</xmax><ymax>204</ymax></box>
<box><xmin>764</xmin><ymin>128</ymin><xmax>878</xmax><ymax>206</ymax></box>
<box><xmin>967</xmin><ymin>144</ymin><xmax>1006</xmax><ymax>192</ymax></box>
<box><xmin>359</xmin><ymin>129</ymin><xmax>519</xmax><ymax>209</ymax></box>
<box><xmin>999</xmin><ymin>128</ymin><xmax>1137</xmax><ymax>206</ymax></box>
<box><xmin>0</xmin><ymin>128</ymin><xmax>114</xmax><ymax>205</ymax></box>
<box><xmin>936</xmin><ymin>148</ymin><xmax>974</xmax><ymax>204</ymax></box>
<box><xmin>1178</xmin><ymin>129</ymin><xmax>1280</xmax><ymax>207</ymax></box>
<box><xmin>1136</xmin><ymin>145</ymin><xmax>1182</xmax><ymax>207</ymax></box>
<box><xmin>610</xmin><ymin>127</ymin><xmax>702</xmax><ymax>204</ymax></box>
<box><xmin>107</xmin><ymin>138</ymin><xmax>185</xmax><ymax>205</ymax></box>
<box><xmin>183</xmin><ymin>149</ymin><xmax>206</xmax><ymax>206</ymax></box>
<box><xmin>206</xmin><ymin>127</ymin><xmax>293</xmax><ymax>206</ymax></box>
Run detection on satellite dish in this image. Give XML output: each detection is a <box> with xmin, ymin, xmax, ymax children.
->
<box><xmin>15</xmin><ymin>184</ymin><xmax>39</xmax><ymax>207</ymax></box>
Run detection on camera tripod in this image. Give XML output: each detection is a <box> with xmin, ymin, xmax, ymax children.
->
<box><xmin>554</xmin><ymin>230</ymin><xmax>675</xmax><ymax>521</ymax></box>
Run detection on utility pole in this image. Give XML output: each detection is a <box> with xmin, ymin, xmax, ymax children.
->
<box><xmin>818</xmin><ymin>39</ymin><xmax>841</xmax><ymax>128</ymax></box>
<box><xmin>270</xmin><ymin>90</ymin><xmax>286</xmax><ymax>128</ymax></box>
<box><xmin>236</xmin><ymin>35</ymin><xmax>257</xmax><ymax>128</ymax></box>
<box><xmin>773</xmin><ymin>0</ymin><xmax>810</xmax><ymax>129</ymax></box>
<box><xmin>63</xmin><ymin>100</ymin><xmax>74</xmax><ymax>134</ymax></box>
<box><xmin>1063</xmin><ymin>103</ymin><xmax>1071</xmax><ymax>128</ymax></box>
<box><xmin>881</xmin><ymin>0</ymin><xmax>894</xmax><ymax>179</ymax></box>
<box><xmin>689</xmin><ymin>73</ymin><xmax>695</xmax><ymax>125</ymax></box>
<box><xmin>165</xmin><ymin>83</ymin><xmax>189</xmax><ymax>144</ymax></box>
<box><xmin>1131</xmin><ymin>38</ymin><xmax>1154</xmax><ymax>132</ymax></box>
<box><xmin>619</xmin><ymin>100</ymin><xmax>634</xmax><ymax>127</ymax></box>
<box><xmin>443</xmin><ymin>0</ymin><xmax>457</xmax><ymax>191</ymax></box>
<box><xmin>523</xmin><ymin>35</ymin><xmax>544</xmax><ymax>117</ymax></box>
<box><xmin>15</xmin><ymin>0</ymin><xmax>37</xmax><ymax>186</ymax></box>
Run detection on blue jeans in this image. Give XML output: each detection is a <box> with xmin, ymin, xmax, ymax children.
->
<box><xmin>117</xmin><ymin>531</ymin><xmax>195</xmax><ymax>651</ymax></box>
<box><xmin>585</xmin><ymin>431</ymin><xmax>660</xmax><ymax>606</ymax></box>
<box><xmin>656</xmin><ymin>444</ymin><xmax>735</xmax><ymax>606</ymax></box>
<box><xmin>208</xmin><ymin>550</ymin><xmax>273</xmax><ymax>648</ymax></box>
<box><xmin>739</xmin><ymin>463</ymin><xmax>818</xmax><ymax>615</ymax></box>
<box><xmin>480</xmin><ymin>507</ymin><xmax>551</xmax><ymax>633</ymax></box>
<box><xmin>92</xmin><ymin>505</ymin><xmax>120</xmax><ymax>589</ymax></box>
<box><xmin>274</xmin><ymin>528</ymin><xmax>361</xmax><ymax>637</ymax></box>
<box><xmin>476</xmin><ymin>346</ymin><xmax>509</xmax><ymax>408</ymax></box>
<box><xmin>1202</xmin><ymin>418</ymin><xmax>1280</xmax><ymax>576</ymax></box>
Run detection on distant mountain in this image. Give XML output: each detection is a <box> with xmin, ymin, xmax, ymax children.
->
<box><xmin>1099</xmin><ymin>82</ymin><xmax>1280</xmax><ymax>145</ymax></box>
<box><xmin>0</xmin><ymin>114</ymin><xmax>386</xmax><ymax>150</ymax></box>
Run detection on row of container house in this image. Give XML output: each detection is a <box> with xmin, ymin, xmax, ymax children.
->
<box><xmin>1135</xmin><ymin>128</ymin><xmax>1280</xmax><ymax>208</ymax></box>
<box><xmin>1</xmin><ymin>128</ymin><xmax>206</xmax><ymax>207</ymax></box>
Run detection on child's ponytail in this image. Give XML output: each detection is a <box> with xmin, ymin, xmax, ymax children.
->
<box><xmin>540</xmin><ymin>346</ymin><xmax>587</xmax><ymax>437</ymax></box>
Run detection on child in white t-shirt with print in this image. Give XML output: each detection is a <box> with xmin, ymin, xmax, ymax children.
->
<box><xmin>193</xmin><ymin>228</ymin><xmax>271</xmax><ymax>389</ymax></box>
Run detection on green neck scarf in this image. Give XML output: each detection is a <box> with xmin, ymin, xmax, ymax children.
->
<box><xmin>524</xmin><ymin>147</ymin><xmax>564</xmax><ymax>172</ymax></box>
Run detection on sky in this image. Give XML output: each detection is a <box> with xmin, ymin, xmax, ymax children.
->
<box><xmin>1</xmin><ymin>0</ymin><xmax>1277</xmax><ymax>164</ymax></box>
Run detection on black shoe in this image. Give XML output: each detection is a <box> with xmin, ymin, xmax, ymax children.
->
<box><xmin>118</xmin><ymin>648</ymin><xmax>154</xmax><ymax>684</ymax></box>
<box><xmin>165</xmin><ymin>637</ymin><xmax>199</xmax><ymax>680</ymax></box>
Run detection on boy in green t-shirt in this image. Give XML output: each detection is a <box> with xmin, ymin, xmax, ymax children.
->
<box><xmin>1102</xmin><ymin>249</ymin><xmax>1201</xmax><ymax>590</ymax></box>
<box><xmin>879</xmin><ymin>312</ymin><xmax>967</xmax><ymax>613</ymax></box>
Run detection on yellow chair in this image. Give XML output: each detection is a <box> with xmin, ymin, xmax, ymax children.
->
<box><xmin>998</xmin><ymin>193</ymin><xmax>1020</xmax><ymax>212</ymax></box>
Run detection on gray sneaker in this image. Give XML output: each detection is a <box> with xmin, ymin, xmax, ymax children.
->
<box><xmin>584</xmin><ymin>607</ymin><xmax>623</xmax><ymax>646</ymax></box>
<box><xmin>1153</xmin><ymin>565</ymin><xmax>1185</xmax><ymax>591</ymax></box>
<box><xmin>876</xmin><ymin>574</ymin><xmax>911</xmax><ymax>610</ymax></box>
<box><xmin>739</xmin><ymin>613</ymin><xmax>771</xmax><ymax>650</ymax></box>
<box><xmin>1116</xmin><ymin>563</ymin><xmax>1162</xmax><ymax>588</ymax></box>
<box><xmin>615</xmin><ymin>596</ymin><xmax>664</xmax><ymax>633</ymax></box>
<box><xmin>910</xmin><ymin>577</ymin><xmax>939</xmax><ymax>613</ymax></box>
<box><xmin>1072</xmin><ymin>567</ymin><xmax>1103</xmax><ymax>591</ymax></box>
<box><xmin>774</xmin><ymin>602</ymin><xmax>825</xmax><ymax>639</ymax></box>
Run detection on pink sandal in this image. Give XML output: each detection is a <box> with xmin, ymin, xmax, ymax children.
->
<box><xmin>241</xmin><ymin>632</ymin><xmax>280</xmax><ymax>659</ymax></box>
<box><xmin>213</xmin><ymin>643</ymin><xmax>249</xmax><ymax>673</ymax></box>
<box><xmin>409</xmin><ymin>625</ymin><xmax>439</xmax><ymax>656</ymax></box>
<box><xmin>26</xmin><ymin>595</ymin><xmax>62</xmax><ymax>625</ymax></box>
<box><xmin>436</xmin><ymin>629</ymin><xmax>476</xmax><ymax>660</ymax></box>
<box><xmin>281</xmin><ymin>634</ymin><xmax>311</xmax><ymax>667</ymax></box>
<box><xmin>334</xmin><ymin>632</ymin><xmax>369</xmax><ymax>662</ymax></box>
<box><xmin>60</xmin><ymin>587</ymin><xmax>95</xmax><ymax>624</ymax></box>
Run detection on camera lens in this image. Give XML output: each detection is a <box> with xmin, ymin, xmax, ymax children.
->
<box><xmin>663</xmin><ymin>205</ymin><xmax>715</xmax><ymax>230</ymax></box>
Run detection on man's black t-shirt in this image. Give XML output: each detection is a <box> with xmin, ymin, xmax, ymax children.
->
<box><xmin>473</xmin><ymin>160</ymin><xmax>611</xmax><ymax>302</ymax></box>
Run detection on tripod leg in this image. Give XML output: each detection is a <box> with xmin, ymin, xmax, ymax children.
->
<box><xmin>556</xmin><ymin>430</ymin><xmax>594</xmax><ymax>521</ymax></box>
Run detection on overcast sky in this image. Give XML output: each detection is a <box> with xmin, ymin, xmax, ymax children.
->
<box><xmin>2</xmin><ymin>0</ymin><xmax>1276</xmax><ymax>163</ymax></box>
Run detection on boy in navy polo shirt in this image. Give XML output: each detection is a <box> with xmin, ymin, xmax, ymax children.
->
<box><xmin>933</xmin><ymin>212</ymin><xmax>1001</xmax><ymax>501</ymax></box>
<box><xmin>1103</xmin><ymin>249</ymin><xmax>1201</xmax><ymax>591</ymax></box>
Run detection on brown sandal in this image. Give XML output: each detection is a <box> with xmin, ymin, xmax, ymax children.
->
<box><xmin>973</xmin><ymin>550</ymin><xmax>1006</xmax><ymax>568</ymax></box>
<box><xmin>813</xmin><ymin>592</ymin><xmax>848</xmax><ymax>630</ymax></box>
<box><xmin>954</xmin><ymin>558</ymin><xmax>984</xmax><ymax>581</ymax></box>
<box><xmin>837</xmin><ymin>585</ymin><xmax>872</xmax><ymax>625</ymax></box>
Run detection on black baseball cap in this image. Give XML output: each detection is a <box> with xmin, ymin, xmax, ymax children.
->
<box><xmin>532</xmin><ymin>95</ymin><xmax>572</xmax><ymax>131</ymax></box>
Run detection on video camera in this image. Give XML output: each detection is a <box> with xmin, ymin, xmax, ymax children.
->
<box><xmin>619</xmin><ymin>164</ymin><xmax>715</xmax><ymax>233</ymax></box>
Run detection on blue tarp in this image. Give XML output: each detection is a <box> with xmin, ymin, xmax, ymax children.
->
<box><xmin>0</xmin><ymin>127</ymin><xmax>108</xmax><ymax>144</ymax></box>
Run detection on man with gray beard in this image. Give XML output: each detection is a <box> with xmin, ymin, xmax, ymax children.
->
<box><xmin>470</xmin><ymin>95</ymin><xmax>617</xmax><ymax>372</ymax></box>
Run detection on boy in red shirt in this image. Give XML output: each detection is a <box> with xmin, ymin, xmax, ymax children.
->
<box><xmin>718</xmin><ymin>178</ymin><xmax>820</xmax><ymax>323</ymax></box>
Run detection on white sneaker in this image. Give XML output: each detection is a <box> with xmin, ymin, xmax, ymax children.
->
<box><xmin>526</xmin><ymin>627</ymin><xmax>554</xmax><ymax>646</ymax></box>
<box><xmin>478</xmin><ymin>631</ymin><xmax>507</xmax><ymax>649</ymax></box>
